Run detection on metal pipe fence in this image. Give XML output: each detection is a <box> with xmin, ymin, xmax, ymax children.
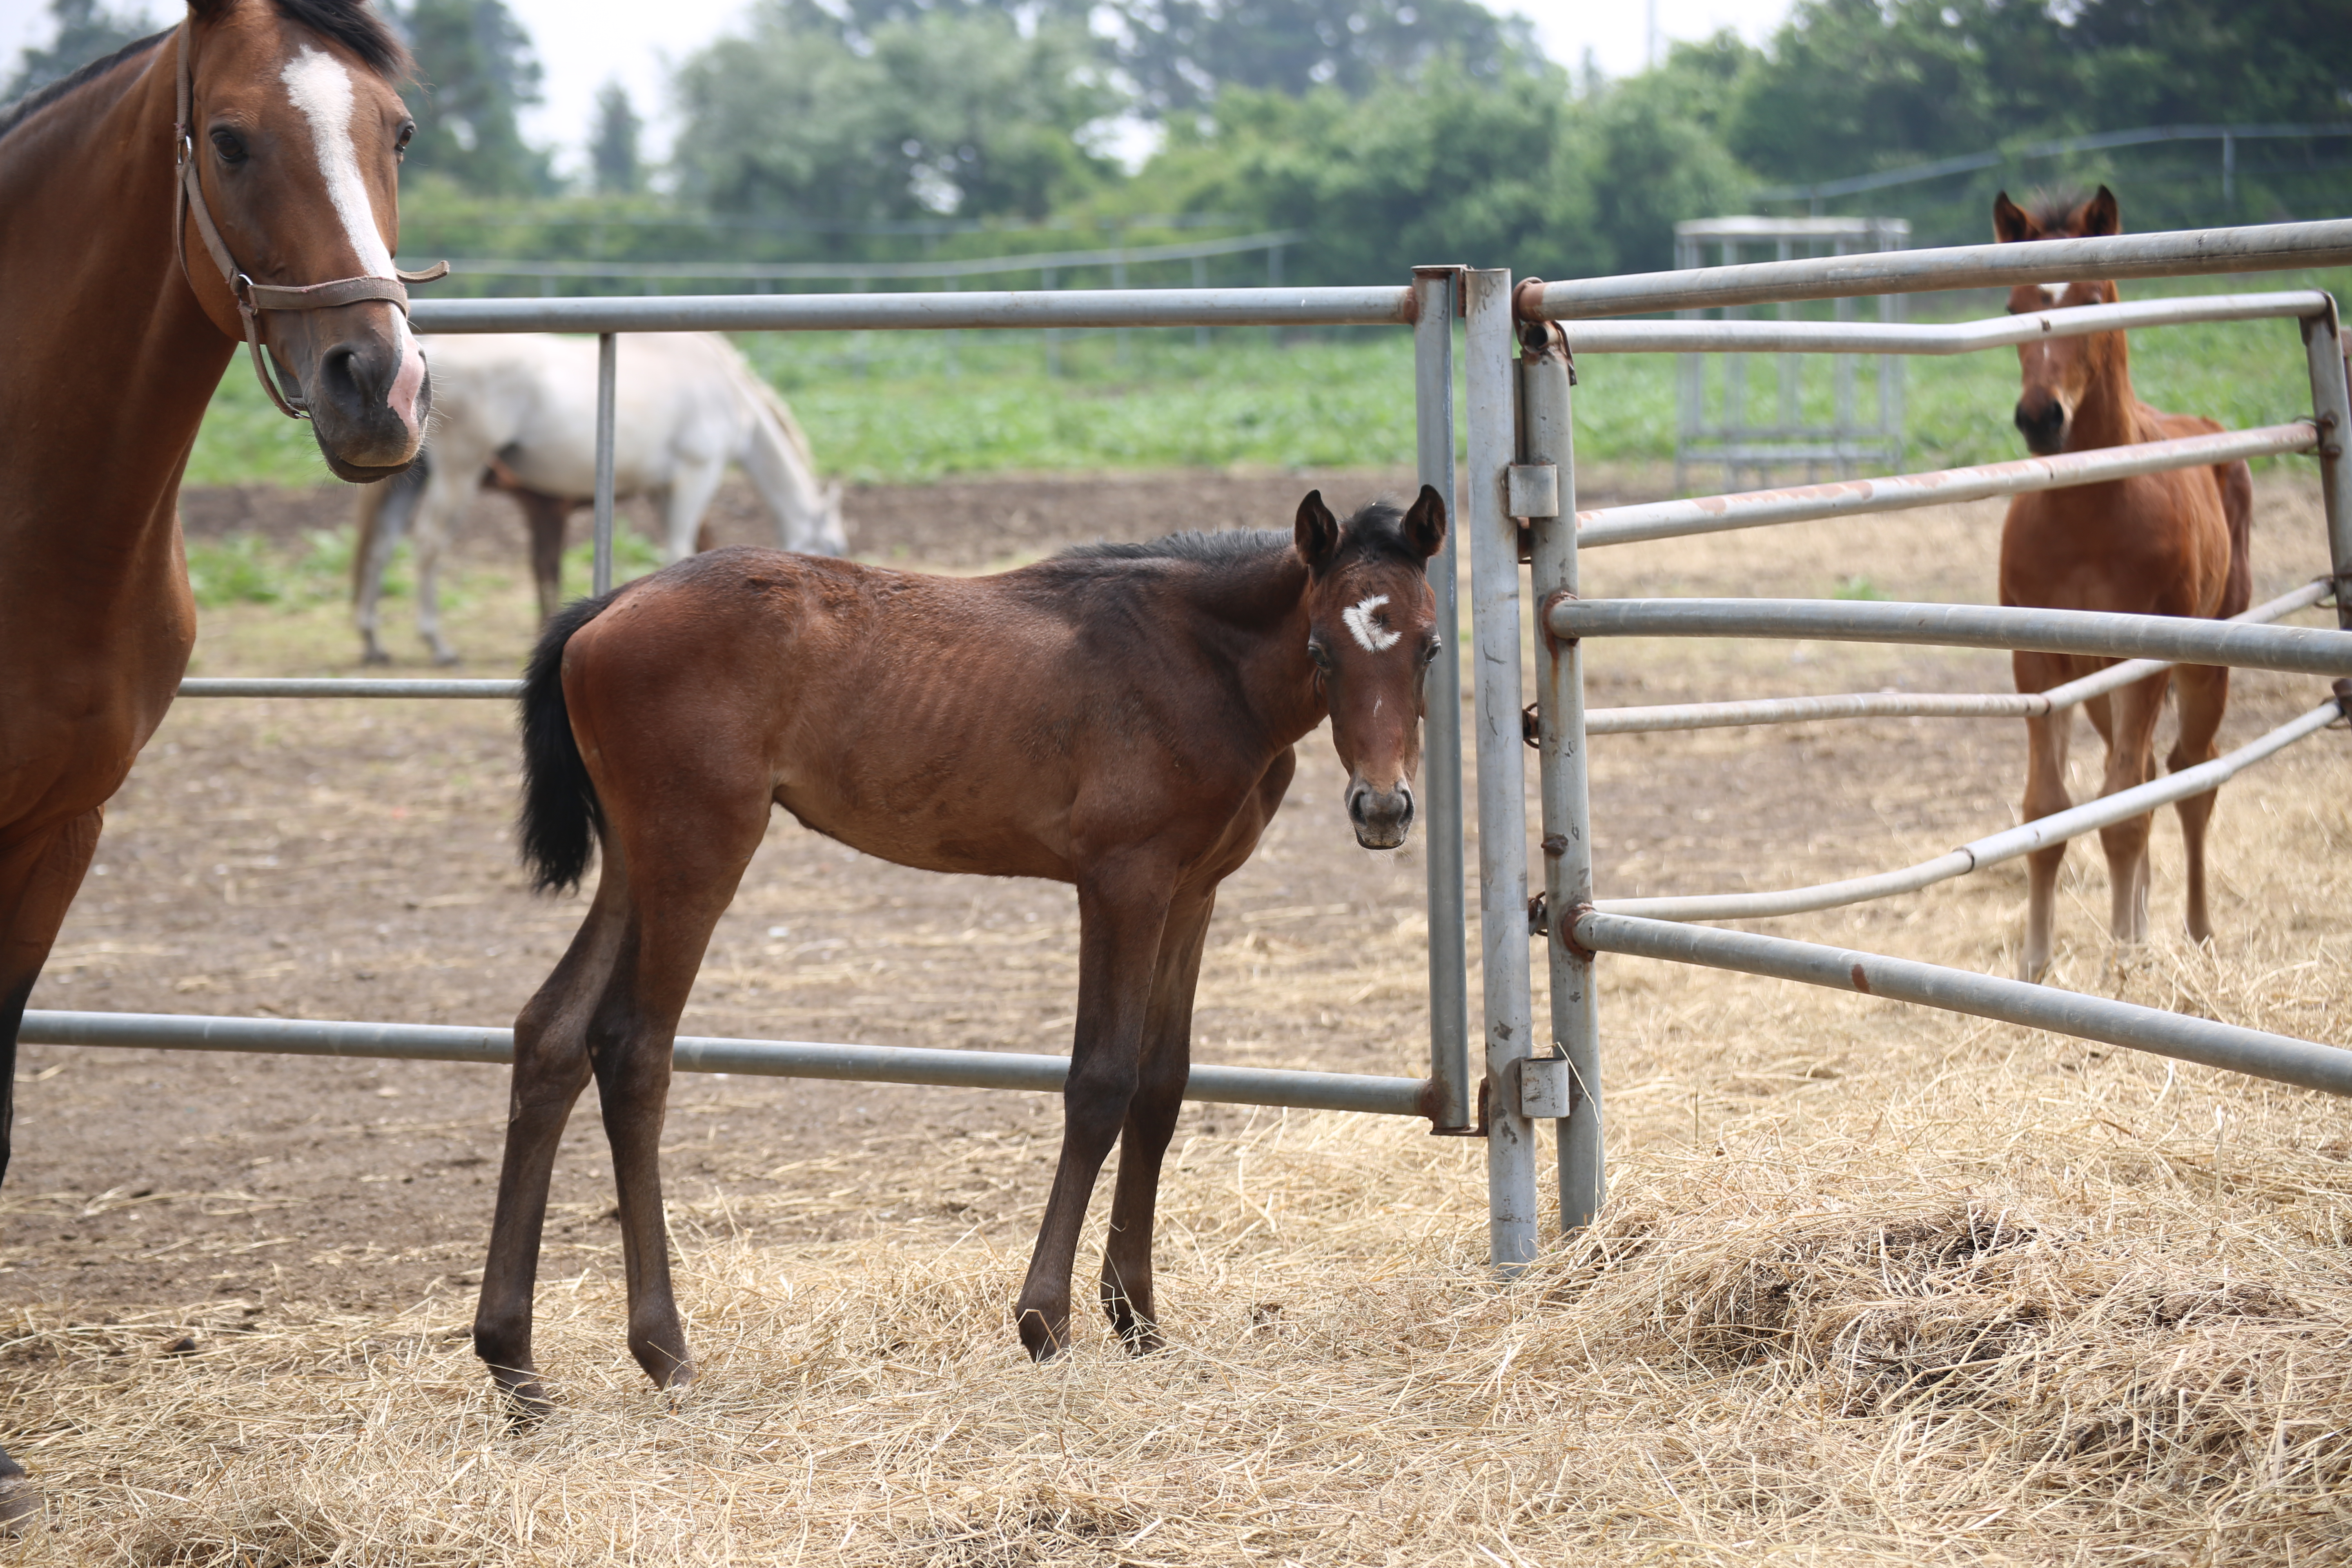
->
<box><xmin>40</xmin><ymin>218</ymin><xmax>2352</xmax><ymax>1276</ymax></box>
<box><xmin>1498</xmin><ymin>218</ymin><xmax>2352</xmax><ymax>1262</ymax></box>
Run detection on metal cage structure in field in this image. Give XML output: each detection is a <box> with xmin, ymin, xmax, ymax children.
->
<box><xmin>22</xmin><ymin>217</ymin><xmax>2352</xmax><ymax>1272</ymax></box>
<box><xmin>1672</xmin><ymin>216</ymin><xmax>1910</xmax><ymax>494</ymax></box>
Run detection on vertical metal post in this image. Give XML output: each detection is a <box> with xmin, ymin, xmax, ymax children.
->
<box><xmin>1112</xmin><ymin>251</ymin><xmax>1130</xmax><ymax>369</ymax></box>
<box><xmin>1042</xmin><ymin>267</ymin><xmax>1060</xmax><ymax>377</ymax></box>
<box><xmin>1463</xmin><ymin>269</ymin><xmax>1537</xmax><ymax>1269</ymax></box>
<box><xmin>2223</xmin><ymin>132</ymin><xmax>2237</xmax><ymax>211</ymax></box>
<box><xmin>593</xmin><ymin>332</ymin><xmax>617</xmax><ymax>597</ymax></box>
<box><xmin>1192</xmin><ymin>256</ymin><xmax>1209</xmax><ymax>350</ymax></box>
<box><xmin>2305</xmin><ymin>298</ymin><xmax>2352</xmax><ymax>628</ymax></box>
<box><xmin>1521</xmin><ymin>322</ymin><xmax>1603</xmax><ymax>1233</ymax></box>
<box><xmin>1413</xmin><ymin>266</ymin><xmax>1472</xmax><ymax>1135</ymax></box>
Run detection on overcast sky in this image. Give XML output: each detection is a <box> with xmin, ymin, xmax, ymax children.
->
<box><xmin>2</xmin><ymin>0</ymin><xmax>1799</xmax><ymax>181</ymax></box>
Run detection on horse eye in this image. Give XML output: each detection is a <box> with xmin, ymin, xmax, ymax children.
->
<box><xmin>1307</xmin><ymin>640</ymin><xmax>1333</xmax><ymax>670</ymax></box>
<box><xmin>210</xmin><ymin>127</ymin><xmax>247</xmax><ymax>165</ymax></box>
<box><xmin>1420</xmin><ymin>639</ymin><xmax>1442</xmax><ymax>666</ymax></box>
<box><xmin>394</xmin><ymin>122</ymin><xmax>414</xmax><ymax>161</ymax></box>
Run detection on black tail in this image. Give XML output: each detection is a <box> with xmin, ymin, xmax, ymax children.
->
<box><xmin>518</xmin><ymin>589</ymin><xmax>624</xmax><ymax>893</ymax></box>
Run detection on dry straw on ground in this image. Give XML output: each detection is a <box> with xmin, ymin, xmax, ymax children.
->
<box><xmin>7</xmin><ymin>486</ymin><xmax>2352</xmax><ymax>1564</ymax></box>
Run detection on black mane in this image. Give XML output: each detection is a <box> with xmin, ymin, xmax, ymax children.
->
<box><xmin>1056</xmin><ymin>500</ymin><xmax>1422</xmax><ymax>576</ymax></box>
<box><xmin>0</xmin><ymin>29</ymin><xmax>167</xmax><ymax>145</ymax></box>
<box><xmin>0</xmin><ymin>2</ymin><xmax>412</xmax><ymax>147</ymax></box>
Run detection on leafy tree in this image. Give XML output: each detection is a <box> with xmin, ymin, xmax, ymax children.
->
<box><xmin>1586</xmin><ymin>58</ymin><xmax>1753</xmax><ymax>274</ymax></box>
<box><xmin>590</xmin><ymin>80</ymin><xmax>642</xmax><ymax>195</ymax></box>
<box><xmin>398</xmin><ymin>0</ymin><xmax>554</xmax><ymax>196</ymax></box>
<box><xmin>4</xmin><ymin>0</ymin><xmax>155</xmax><ymax>101</ymax></box>
<box><xmin>673</xmin><ymin>5</ymin><xmax>1121</xmax><ymax>223</ymax></box>
<box><xmin>1110</xmin><ymin>0</ymin><xmax>1541</xmax><ymax>112</ymax></box>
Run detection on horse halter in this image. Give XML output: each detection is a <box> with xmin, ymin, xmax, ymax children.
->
<box><xmin>172</xmin><ymin>23</ymin><xmax>448</xmax><ymax>420</ymax></box>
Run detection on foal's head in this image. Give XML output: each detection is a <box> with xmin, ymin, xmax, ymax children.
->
<box><xmin>1296</xmin><ymin>486</ymin><xmax>1448</xmax><ymax>850</ymax></box>
<box><xmin>181</xmin><ymin>0</ymin><xmax>430</xmax><ymax>478</ymax></box>
<box><xmin>1992</xmin><ymin>185</ymin><xmax>2123</xmax><ymax>456</ymax></box>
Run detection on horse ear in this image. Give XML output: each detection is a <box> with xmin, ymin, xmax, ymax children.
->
<box><xmin>1294</xmin><ymin>490</ymin><xmax>1340</xmax><ymax>572</ymax></box>
<box><xmin>1401</xmin><ymin>484</ymin><xmax>1448</xmax><ymax>560</ymax></box>
<box><xmin>2078</xmin><ymin>185</ymin><xmax>2121</xmax><ymax>238</ymax></box>
<box><xmin>1992</xmin><ymin>192</ymin><xmax>2038</xmax><ymax>244</ymax></box>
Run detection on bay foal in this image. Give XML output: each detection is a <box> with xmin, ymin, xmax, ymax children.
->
<box><xmin>478</xmin><ymin>489</ymin><xmax>1447</xmax><ymax>1411</ymax></box>
<box><xmin>1992</xmin><ymin>187</ymin><xmax>2253</xmax><ymax>981</ymax></box>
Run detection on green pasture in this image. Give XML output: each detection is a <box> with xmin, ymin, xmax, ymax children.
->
<box><xmin>186</xmin><ymin>269</ymin><xmax>2352</xmax><ymax>491</ymax></box>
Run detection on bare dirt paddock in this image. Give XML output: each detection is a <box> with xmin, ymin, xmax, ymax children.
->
<box><xmin>4</xmin><ymin>470</ymin><xmax>2350</xmax><ymax>1564</ymax></box>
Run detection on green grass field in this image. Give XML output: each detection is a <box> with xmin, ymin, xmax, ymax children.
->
<box><xmin>187</xmin><ymin>269</ymin><xmax>2352</xmax><ymax>490</ymax></box>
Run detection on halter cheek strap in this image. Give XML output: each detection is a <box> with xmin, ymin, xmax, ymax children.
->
<box><xmin>172</xmin><ymin>22</ymin><xmax>449</xmax><ymax>420</ymax></box>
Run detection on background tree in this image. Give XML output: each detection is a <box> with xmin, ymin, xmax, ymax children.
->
<box><xmin>3</xmin><ymin>0</ymin><xmax>154</xmax><ymax>101</ymax></box>
<box><xmin>398</xmin><ymin>0</ymin><xmax>554</xmax><ymax>196</ymax></box>
<box><xmin>589</xmin><ymin>79</ymin><xmax>642</xmax><ymax>195</ymax></box>
<box><xmin>1109</xmin><ymin>0</ymin><xmax>1541</xmax><ymax>113</ymax></box>
<box><xmin>672</xmin><ymin>4</ymin><xmax>1121</xmax><ymax>226</ymax></box>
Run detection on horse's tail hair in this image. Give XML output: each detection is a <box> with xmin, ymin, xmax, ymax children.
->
<box><xmin>352</xmin><ymin>452</ymin><xmax>430</xmax><ymax>605</ymax></box>
<box><xmin>517</xmin><ymin>588</ymin><xmax>621</xmax><ymax>894</ymax></box>
<box><xmin>2217</xmin><ymin>456</ymin><xmax>2254</xmax><ymax>620</ymax></box>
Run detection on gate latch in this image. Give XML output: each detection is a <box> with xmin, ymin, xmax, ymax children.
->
<box><xmin>1507</xmin><ymin>463</ymin><xmax>1561</xmax><ymax>519</ymax></box>
<box><xmin>1516</xmin><ymin>1052</ymin><xmax>1575</xmax><ymax>1119</ymax></box>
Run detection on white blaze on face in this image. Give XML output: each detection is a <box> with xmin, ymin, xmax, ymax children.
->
<box><xmin>2038</xmin><ymin>283</ymin><xmax>2065</xmax><ymax>307</ymax></box>
<box><xmin>1342</xmin><ymin>593</ymin><xmax>1400</xmax><ymax>653</ymax></box>
<box><xmin>280</xmin><ymin>47</ymin><xmax>426</xmax><ymax>429</ymax></box>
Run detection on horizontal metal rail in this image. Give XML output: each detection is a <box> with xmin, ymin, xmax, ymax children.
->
<box><xmin>1525</xmin><ymin>218</ymin><xmax>2352</xmax><ymax>319</ymax></box>
<box><xmin>1548</xmin><ymin>597</ymin><xmax>2352</xmax><ymax>678</ymax></box>
<box><xmin>16</xmin><ymin>1010</ymin><xmax>1431</xmax><ymax>1119</ymax></box>
<box><xmin>1572</xmin><ymin>911</ymin><xmax>2352</xmax><ymax>1097</ymax></box>
<box><xmin>1563</xmin><ymin>291</ymin><xmax>2331</xmax><ymax>356</ymax></box>
<box><xmin>176</xmin><ymin>677</ymin><xmax>522</xmax><ymax>699</ymax></box>
<box><xmin>1578</xmin><ymin>424</ymin><xmax>2318</xmax><ymax>549</ymax></box>
<box><xmin>410</xmin><ymin>285</ymin><xmax>1415</xmax><ymax>336</ymax></box>
<box><xmin>1595</xmin><ymin>697</ymin><xmax>2346</xmax><ymax>921</ymax></box>
<box><xmin>422</xmin><ymin>230</ymin><xmax>1304</xmax><ymax>284</ymax></box>
<box><xmin>1582</xmin><ymin>579</ymin><xmax>2335</xmax><ymax>734</ymax></box>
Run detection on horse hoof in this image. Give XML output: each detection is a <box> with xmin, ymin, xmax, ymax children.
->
<box><xmin>1017</xmin><ymin>1312</ymin><xmax>1068</xmax><ymax>1363</ymax></box>
<box><xmin>0</xmin><ymin>1459</ymin><xmax>41</xmax><ymax>1535</ymax></box>
<box><xmin>430</xmin><ymin>650</ymin><xmax>461</xmax><ymax>669</ymax></box>
<box><xmin>359</xmin><ymin>647</ymin><xmax>391</xmax><ymax>667</ymax></box>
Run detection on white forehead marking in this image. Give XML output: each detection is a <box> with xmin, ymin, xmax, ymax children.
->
<box><xmin>2039</xmin><ymin>283</ymin><xmax>2065</xmax><ymax>306</ymax></box>
<box><xmin>281</xmin><ymin>48</ymin><xmax>396</xmax><ymax>280</ymax></box>
<box><xmin>1342</xmin><ymin>593</ymin><xmax>1399</xmax><ymax>653</ymax></box>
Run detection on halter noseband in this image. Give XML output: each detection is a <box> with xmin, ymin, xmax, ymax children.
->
<box><xmin>173</xmin><ymin>22</ymin><xmax>448</xmax><ymax>420</ymax></box>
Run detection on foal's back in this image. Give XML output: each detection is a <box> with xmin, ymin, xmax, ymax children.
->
<box><xmin>559</xmin><ymin>546</ymin><xmax>1291</xmax><ymax>884</ymax></box>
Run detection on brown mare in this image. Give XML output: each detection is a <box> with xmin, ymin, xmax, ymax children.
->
<box><xmin>476</xmin><ymin>489</ymin><xmax>1446</xmax><ymax>1410</ymax></box>
<box><xmin>0</xmin><ymin>0</ymin><xmax>431</xmax><ymax>1509</ymax></box>
<box><xmin>1992</xmin><ymin>186</ymin><xmax>2253</xmax><ymax>982</ymax></box>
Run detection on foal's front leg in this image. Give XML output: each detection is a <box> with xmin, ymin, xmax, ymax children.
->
<box><xmin>1016</xmin><ymin>867</ymin><xmax>1173</xmax><ymax>1359</ymax></box>
<box><xmin>1098</xmin><ymin>887</ymin><xmax>1216</xmax><ymax>1352</ymax></box>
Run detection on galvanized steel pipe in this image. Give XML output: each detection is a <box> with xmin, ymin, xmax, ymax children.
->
<box><xmin>1520</xmin><ymin>324</ymin><xmax>1605</xmax><ymax>1232</ymax></box>
<box><xmin>1558</xmin><ymin>291</ymin><xmax>2332</xmax><ymax>356</ymax></box>
<box><xmin>1595</xmin><ymin>698</ymin><xmax>2345</xmax><ymax>921</ymax></box>
<box><xmin>1463</xmin><ymin>268</ymin><xmax>1541</xmax><ymax>1268</ymax></box>
<box><xmin>1412</xmin><ymin>267</ymin><xmax>1474</xmax><ymax>1134</ymax></box>
<box><xmin>410</xmin><ymin>286</ymin><xmax>1417</xmax><ymax>336</ymax></box>
<box><xmin>1525</xmin><ymin>219</ymin><xmax>2352</xmax><ymax>319</ymax></box>
<box><xmin>2303</xmin><ymin>301</ymin><xmax>2352</xmax><ymax>630</ymax></box>
<box><xmin>16</xmin><ymin>1010</ymin><xmax>1432</xmax><ymax>1118</ymax></box>
<box><xmin>1578</xmin><ymin>579</ymin><xmax>2333</xmax><ymax>734</ymax></box>
<box><xmin>1576</xmin><ymin>424</ymin><xmax>2317</xmax><ymax>550</ymax></box>
<box><xmin>1571</xmin><ymin>912</ymin><xmax>2352</xmax><ymax>1097</ymax></box>
<box><xmin>592</xmin><ymin>332</ymin><xmax>617</xmax><ymax>596</ymax></box>
<box><xmin>1548</xmin><ymin>597</ymin><xmax>2352</xmax><ymax>677</ymax></box>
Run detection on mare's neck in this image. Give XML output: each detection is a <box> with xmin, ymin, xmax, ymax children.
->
<box><xmin>2065</xmin><ymin>321</ymin><xmax>2144</xmax><ymax>453</ymax></box>
<box><xmin>1176</xmin><ymin>550</ymin><xmax>1327</xmax><ymax>754</ymax></box>
<box><xmin>0</xmin><ymin>37</ymin><xmax>237</xmax><ymax>555</ymax></box>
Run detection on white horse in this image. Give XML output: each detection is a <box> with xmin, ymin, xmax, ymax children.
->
<box><xmin>352</xmin><ymin>333</ymin><xmax>848</xmax><ymax>664</ymax></box>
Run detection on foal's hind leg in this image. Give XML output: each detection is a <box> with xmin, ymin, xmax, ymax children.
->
<box><xmin>2017</xmin><ymin>652</ymin><xmax>2076</xmax><ymax>983</ymax></box>
<box><xmin>475</xmin><ymin>877</ymin><xmax>626</xmax><ymax>1416</ymax></box>
<box><xmin>2095</xmin><ymin>670</ymin><xmax>2171</xmax><ymax>951</ymax></box>
<box><xmin>1098</xmin><ymin>887</ymin><xmax>1216</xmax><ymax>1352</ymax></box>
<box><xmin>521</xmin><ymin>493</ymin><xmax>573</xmax><ymax>624</ymax></box>
<box><xmin>2168</xmin><ymin>663</ymin><xmax>2231</xmax><ymax>947</ymax></box>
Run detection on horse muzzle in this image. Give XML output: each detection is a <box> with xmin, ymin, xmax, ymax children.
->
<box><xmin>2014</xmin><ymin>396</ymin><xmax>2068</xmax><ymax>457</ymax></box>
<box><xmin>1347</xmin><ymin>780</ymin><xmax>1415</xmax><ymax>851</ymax></box>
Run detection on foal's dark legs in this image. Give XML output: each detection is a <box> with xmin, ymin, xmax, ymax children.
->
<box><xmin>1098</xmin><ymin>888</ymin><xmax>1216</xmax><ymax>1352</ymax></box>
<box><xmin>517</xmin><ymin>492</ymin><xmax>574</xmax><ymax>625</ymax></box>
<box><xmin>1016</xmin><ymin>866</ymin><xmax>1172</xmax><ymax>1359</ymax></box>
<box><xmin>474</xmin><ymin>876</ymin><xmax>625</xmax><ymax>1415</ymax></box>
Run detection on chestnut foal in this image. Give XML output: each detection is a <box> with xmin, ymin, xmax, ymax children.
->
<box><xmin>477</xmin><ymin>488</ymin><xmax>1447</xmax><ymax>1411</ymax></box>
<box><xmin>1992</xmin><ymin>186</ymin><xmax>2253</xmax><ymax>981</ymax></box>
